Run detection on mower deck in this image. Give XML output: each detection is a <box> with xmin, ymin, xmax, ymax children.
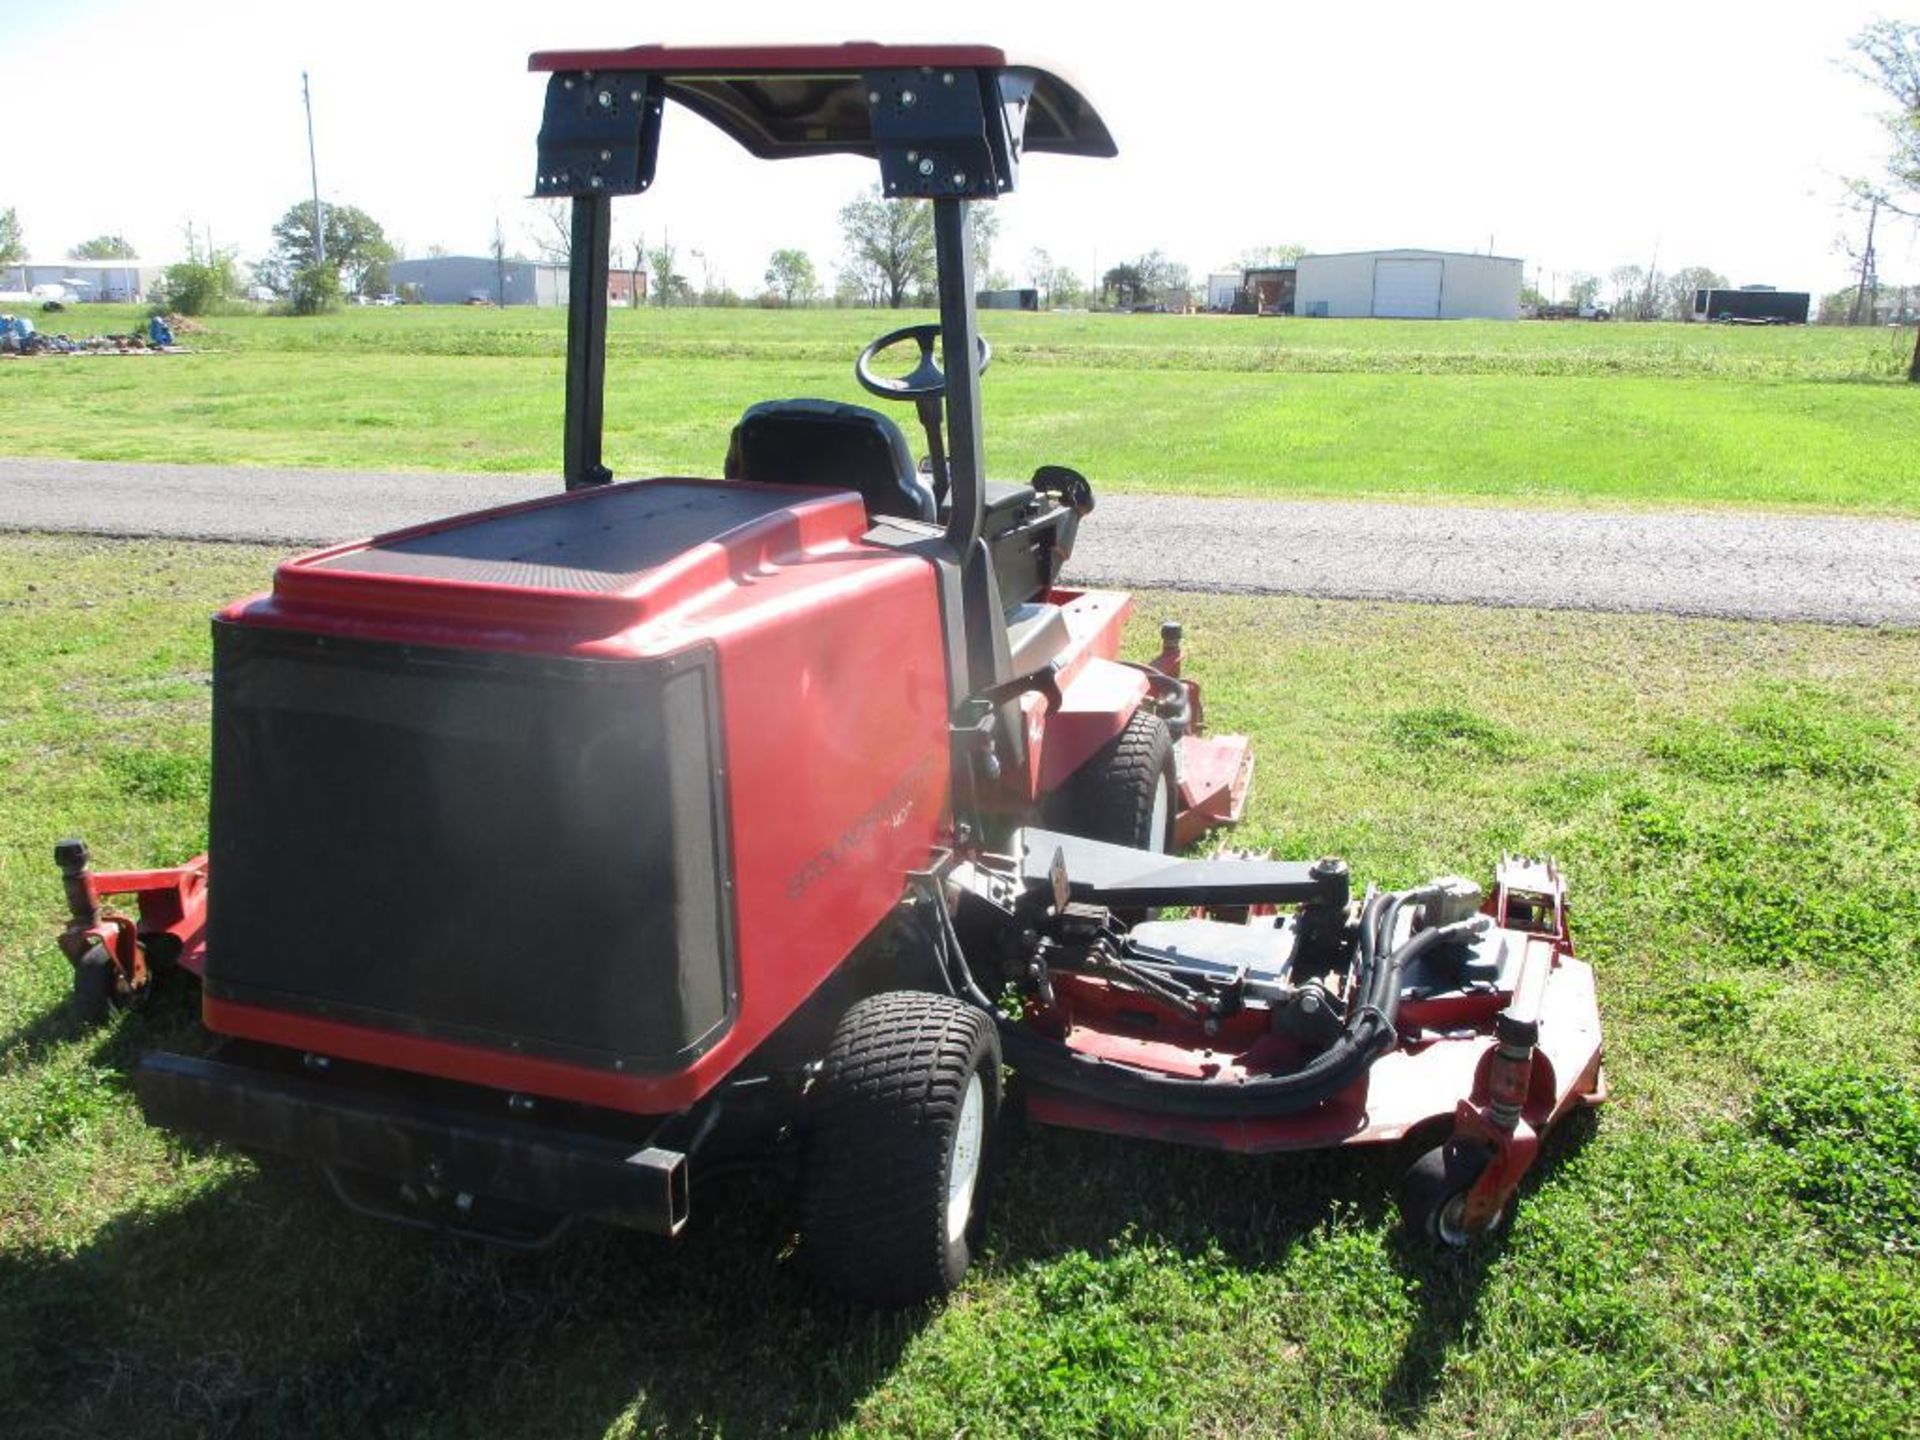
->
<box><xmin>1023</xmin><ymin>930</ymin><xmax>1605</xmax><ymax>1155</ymax></box>
<box><xmin>970</xmin><ymin>844</ymin><xmax>1605</xmax><ymax>1231</ymax></box>
<box><xmin>1172</xmin><ymin>733</ymin><xmax>1254</xmax><ymax>846</ymax></box>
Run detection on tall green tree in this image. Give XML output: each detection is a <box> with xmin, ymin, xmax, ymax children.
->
<box><xmin>1104</xmin><ymin>251</ymin><xmax>1188</xmax><ymax>308</ymax></box>
<box><xmin>157</xmin><ymin>230</ymin><xmax>236</xmax><ymax>316</ymax></box>
<box><xmin>68</xmin><ymin>234</ymin><xmax>136</xmax><ymax>260</ymax></box>
<box><xmin>836</xmin><ymin>190</ymin><xmax>1004</xmax><ymax>307</ymax></box>
<box><xmin>0</xmin><ymin>207</ymin><xmax>25</xmax><ymax>268</ymax></box>
<box><xmin>1662</xmin><ymin>266</ymin><xmax>1728</xmax><ymax>321</ymax></box>
<box><xmin>1233</xmin><ymin>243</ymin><xmax>1307</xmax><ymax>268</ymax></box>
<box><xmin>967</xmin><ymin>205</ymin><xmax>999</xmax><ymax>284</ymax></box>
<box><xmin>763</xmin><ymin>247</ymin><xmax>819</xmax><ymax>306</ymax></box>
<box><xmin>836</xmin><ymin>190</ymin><xmax>1003</xmax><ymax>307</ymax></box>
<box><xmin>838</xmin><ymin>189</ymin><xmax>934</xmax><ymax>308</ymax></box>
<box><xmin>1101</xmin><ymin>261</ymin><xmax>1145</xmax><ymax>307</ymax></box>
<box><xmin>1141</xmin><ymin>251</ymin><xmax>1191</xmax><ymax>305</ymax></box>
<box><xmin>647</xmin><ymin>236</ymin><xmax>682</xmax><ymax>307</ymax></box>
<box><xmin>1608</xmin><ymin>264</ymin><xmax>1651</xmax><ymax>319</ymax></box>
<box><xmin>270</xmin><ymin>199</ymin><xmax>396</xmax><ymax>296</ymax></box>
<box><xmin>1027</xmin><ymin>247</ymin><xmax>1082</xmax><ymax>307</ymax></box>
<box><xmin>1852</xmin><ymin>22</ymin><xmax>1920</xmax><ymax>193</ymax></box>
<box><xmin>1847</xmin><ymin>20</ymin><xmax>1920</xmax><ymax>379</ymax></box>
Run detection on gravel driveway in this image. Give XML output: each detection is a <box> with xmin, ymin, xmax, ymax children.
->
<box><xmin>4</xmin><ymin>457</ymin><xmax>1917</xmax><ymax>626</ymax></box>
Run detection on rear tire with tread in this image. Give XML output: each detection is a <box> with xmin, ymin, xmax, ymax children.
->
<box><xmin>800</xmin><ymin>991</ymin><xmax>1001</xmax><ymax>1306</ymax></box>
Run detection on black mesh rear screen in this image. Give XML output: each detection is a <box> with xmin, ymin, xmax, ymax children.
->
<box><xmin>206</xmin><ymin>623</ymin><xmax>733</xmax><ymax>1072</ymax></box>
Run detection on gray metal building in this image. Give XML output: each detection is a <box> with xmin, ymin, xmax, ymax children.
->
<box><xmin>1294</xmin><ymin>249</ymin><xmax>1522</xmax><ymax>320</ymax></box>
<box><xmin>388</xmin><ymin>256</ymin><xmax>570</xmax><ymax>306</ymax></box>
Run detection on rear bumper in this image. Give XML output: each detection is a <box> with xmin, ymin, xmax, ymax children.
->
<box><xmin>135</xmin><ymin>1049</ymin><xmax>688</xmax><ymax>1235</ymax></box>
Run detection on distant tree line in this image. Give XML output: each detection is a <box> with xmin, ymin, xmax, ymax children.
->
<box><xmin>20</xmin><ymin>17</ymin><xmax>1919</xmax><ymax>368</ymax></box>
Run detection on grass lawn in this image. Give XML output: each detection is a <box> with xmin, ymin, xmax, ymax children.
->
<box><xmin>3</xmin><ymin>532</ymin><xmax>1916</xmax><ymax>1438</ymax></box>
<box><xmin>3</xmin><ymin>306</ymin><xmax>1916</xmax><ymax>512</ymax></box>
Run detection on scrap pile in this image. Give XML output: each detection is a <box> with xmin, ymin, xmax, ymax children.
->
<box><xmin>0</xmin><ymin>313</ymin><xmax>188</xmax><ymax>356</ymax></box>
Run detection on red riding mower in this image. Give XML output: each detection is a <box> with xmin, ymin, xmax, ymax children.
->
<box><xmin>52</xmin><ymin>43</ymin><xmax>1604</xmax><ymax>1306</ymax></box>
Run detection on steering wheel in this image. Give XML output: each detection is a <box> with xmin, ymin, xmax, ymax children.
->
<box><xmin>854</xmin><ymin>323</ymin><xmax>991</xmax><ymax>402</ymax></box>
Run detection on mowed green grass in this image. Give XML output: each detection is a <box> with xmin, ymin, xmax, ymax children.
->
<box><xmin>3</xmin><ymin>533</ymin><xmax>1917</xmax><ymax>1439</ymax></box>
<box><xmin>3</xmin><ymin>305</ymin><xmax>1916</xmax><ymax>510</ymax></box>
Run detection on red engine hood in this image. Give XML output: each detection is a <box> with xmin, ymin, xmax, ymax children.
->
<box><xmin>224</xmin><ymin>477</ymin><xmax>893</xmax><ymax>659</ymax></box>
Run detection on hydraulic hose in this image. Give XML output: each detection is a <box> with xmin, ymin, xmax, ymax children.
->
<box><xmin>995</xmin><ymin>889</ymin><xmax>1450</xmax><ymax>1120</ymax></box>
<box><xmin>918</xmin><ymin>880</ymin><xmax>1001</xmax><ymax>1015</ymax></box>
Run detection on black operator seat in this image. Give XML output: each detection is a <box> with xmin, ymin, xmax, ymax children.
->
<box><xmin>724</xmin><ymin>399</ymin><xmax>936</xmax><ymax>524</ymax></box>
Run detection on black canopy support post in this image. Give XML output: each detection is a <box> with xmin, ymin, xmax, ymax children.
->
<box><xmin>564</xmin><ymin>193</ymin><xmax>613</xmax><ymax>490</ymax></box>
<box><xmin>932</xmin><ymin>197</ymin><xmax>1014</xmax><ymax>719</ymax></box>
<box><xmin>933</xmin><ymin>198</ymin><xmax>984</xmax><ymax>557</ymax></box>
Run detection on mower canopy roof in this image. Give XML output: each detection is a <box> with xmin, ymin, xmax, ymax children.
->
<box><xmin>528</xmin><ymin>43</ymin><xmax>1114</xmax><ymax>201</ymax></box>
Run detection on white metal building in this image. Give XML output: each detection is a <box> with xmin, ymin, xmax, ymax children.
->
<box><xmin>1</xmin><ymin>260</ymin><xmax>162</xmax><ymax>303</ymax></box>
<box><xmin>1294</xmin><ymin>249</ymin><xmax>1522</xmax><ymax>320</ymax></box>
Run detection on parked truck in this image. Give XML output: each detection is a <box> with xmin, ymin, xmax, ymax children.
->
<box><xmin>1532</xmin><ymin>300</ymin><xmax>1610</xmax><ymax>321</ymax></box>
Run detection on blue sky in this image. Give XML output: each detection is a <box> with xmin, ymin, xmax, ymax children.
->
<box><xmin>0</xmin><ymin>0</ymin><xmax>1908</xmax><ymax>298</ymax></box>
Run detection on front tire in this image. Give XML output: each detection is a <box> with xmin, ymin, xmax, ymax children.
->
<box><xmin>800</xmin><ymin>991</ymin><xmax>1001</xmax><ymax>1306</ymax></box>
<box><xmin>1048</xmin><ymin>708</ymin><xmax>1176</xmax><ymax>853</ymax></box>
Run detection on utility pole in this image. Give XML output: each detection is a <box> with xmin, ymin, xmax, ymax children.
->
<box><xmin>493</xmin><ymin>217</ymin><xmax>507</xmax><ymax>306</ymax></box>
<box><xmin>303</xmin><ymin>71</ymin><xmax>326</xmax><ymax>267</ymax></box>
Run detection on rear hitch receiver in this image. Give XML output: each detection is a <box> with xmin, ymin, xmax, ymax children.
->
<box><xmin>327</xmin><ymin>1145</ymin><xmax>688</xmax><ymax>1250</ymax></box>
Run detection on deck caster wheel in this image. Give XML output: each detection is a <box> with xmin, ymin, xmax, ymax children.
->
<box><xmin>70</xmin><ymin>944</ymin><xmax>117</xmax><ymax>1027</ymax></box>
<box><xmin>1399</xmin><ymin>1140</ymin><xmax>1500</xmax><ymax>1248</ymax></box>
<box><xmin>800</xmin><ymin>991</ymin><xmax>1001</xmax><ymax>1307</ymax></box>
<box><xmin>69</xmin><ymin>941</ymin><xmax>149</xmax><ymax>1028</ymax></box>
<box><xmin>1049</xmin><ymin>709</ymin><xmax>1176</xmax><ymax>853</ymax></box>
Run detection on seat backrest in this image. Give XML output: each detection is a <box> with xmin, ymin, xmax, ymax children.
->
<box><xmin>723</xmin><ymin>399</ymin><xmax>935</xmax><ymax>523</ymax></box>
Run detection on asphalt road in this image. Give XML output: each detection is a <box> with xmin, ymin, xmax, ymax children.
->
<box><xmin>4</xmin><ymin>456</ymin><xmax>1918</xmax><ymax>626</ymax></box>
